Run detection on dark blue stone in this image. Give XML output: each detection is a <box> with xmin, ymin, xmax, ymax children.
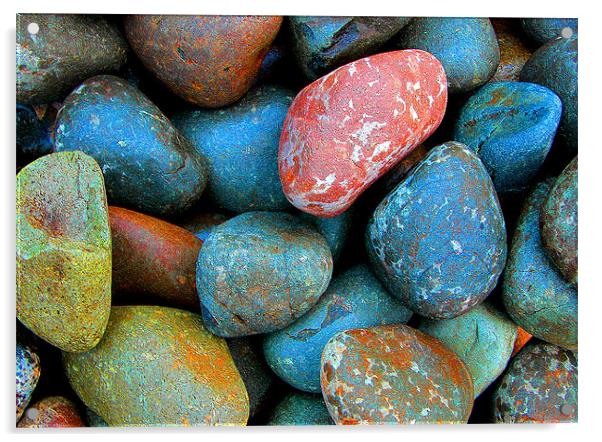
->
<box><xmin>267</xmin><ymin>392</ymin><xmax>333</xmax><ymax>425</ymax></box>
<box><xmin>297</xmin><ymin>209</ymin><xmax>353</xmax><ymax>263</ymax></box>
<box><xmin>16</xmin><ymin>104</ymin><xmax>54</xmax><ymax>164</ymax></box>
<box><xmin>521</xmin><ymin>18</ymin><xmax>578</xmax><ymax>46</ymax></box>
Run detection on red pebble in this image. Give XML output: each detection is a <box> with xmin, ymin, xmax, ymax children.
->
<box><xmin>278</xmin><ymin>50</ymin><xmax>447</xmax><ymax>217</ymax></box>
<box><xmin>17</xmin><ymin>396</ymin><xmax>84</xmax><ymax>428</ymax></box>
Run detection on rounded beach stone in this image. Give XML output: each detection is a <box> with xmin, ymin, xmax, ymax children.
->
<box><xmin>520</xmin><ymin>35</ymin><xmax>578</xmax><ymax>154</ymax></box>
<box><xmin>490</xmin><ymin>19</ymin><xmax>533</xmax><ymax>83</ymax></box>
<box><xmin>124</xmin><ymin>15</ymin><xmax>282</xmax><ymax>108</ymax></box>
<box><xmin>320</xmin><ymin>324</ymin><xmax>474</xmax><ymax>424</ymax></box>
<box><xmin>63</xmin><ymin>305</ymin><xmax>249</xmax><ymax>426</ymax></box>
<box><xmin>502</xmin><ymin>181</ymin><xmax>578</xmax><ymax>350</ymax></box>
<box><xmin>173</xmin><ymin>85</ymin><xmax>294</xmax><ymax>212</ymax></box>
<box><xmin>197</xmin><ymin>212</ymin><xmax>333</xmax><ymax>337</ymax></box>
<box><xmin>418</xmin><ymin>302</ymin><xmax>518</xmax><ymax>397</ymax></box>
<box><xmin>541</xmin><ymin>157</ymin><xmax>578</xmax><ymax>285</ymax></box>
<box><xmin>54</xmin><ymin>75</ymin><xmax>207</xmax><ymax>217</ymax></box>
<box><xmin>268</xmin><ymin>392</ymin><xmax>333</xmax><ymax>426</ymax></box>
<box><xmin>85</xmin><ymin>407</ymin><xmax>109</xmax><ymax>427</ymax></box>
<box><xmin>395</xmin><ymin>18</ymin><xmax>499</xmax><ymax>94</ymax></box>
<box><xmin>521</xmin><ymin>18</ymin><xmax>578</xmax><ymax>46</ymax></box>
<box><xmin>297</xmin><ymin>210</ymin><xmax>354</xmax><ymax>263</ymax></box>
<box><xmin>279</xmin><ymin>49</ymin><xmax>447</xmax><ymax>217</ymax></box>
<box><xmin>493</xmin><ymin>342</ymin><xmax>577</xmax><ymax>423</ymax></box>
<box><xmin>16</xmin><ymin>151</ymin><xmax>112</xmax><ymax>352</ymax></box>
<box><xmin>16</xmin><ymin>343</ymin><xmax>41</xmax><ymax>421</ymax></box>
<box><xmin>288</xmin><ymin>16</ymin><xmax>413</xmax><ymax>81</ymax></box>
<box><xmin>264</xmin><ymin>264</ymin><xmax>412</xmax><ymax>393</ymax></box>
<box><xmin>16</xmin><ymin>14</ymin><xmax>127</xmax><ymax>105</ymax></box>
<box><xmin>18</xmin><ymin>396</ymin><xmax>84</xmax><ymax>428</ymax></box>
<box><xmin>16</xmin><ymin>104</ymin><xmax>55</xmax><ymax>165</ymax></box>
<box><xmin>109</xmin><ymin>206</ymin><xmax>202</xmax><ymax>310</ymax></box>
<box><xmin>454</xmin><ymin>81</ymin><xmax>562</xmax><ymax>195</ymax></box>
<box><xmin>177</xmin><ymin>210</ymin><xmax>231</xmax><ymax>241</ymax></box>
<box><xmin>366</xmin><ymin>141</ymin><xmax>507</xmax><ymax>319</ymax></box>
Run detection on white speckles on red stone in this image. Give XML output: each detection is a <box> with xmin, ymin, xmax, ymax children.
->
<box><xmin>278</xmin><ymin>50</ymin><xmax>447</xmax><ymax>217</ymax></box>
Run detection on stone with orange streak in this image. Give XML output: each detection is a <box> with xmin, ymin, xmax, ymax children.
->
<box><xmin>109</xmin><ymin>206</ymin><xmax>202</xmax><ymax>310</ymax></box>
<box><xmin>278</xmin><ymin>50</ymin><xmax>447</xmax><ymax>217</ymax></box>
<box><xmin>320</xmin><ymin>324</ymin><xmax>474</xmax><ymax>424</ymax></box>
<box><xmin>63</xmin><ymin>306</ymin><xmax>249</xmax><ymax>426</ymax></box>
<box><xmin>18</xmin><ymin>396</ymin><xmax>84</xmax><ymax>428</ymax></box>
<box><xmin>512</xmin><ymin>327</ymin><xmax>533</xmax><ymax>357</ymax></box>
<box><xmin>490</xmin><ymin>19</ymin><xmax>533</xmax><ymax>83</ymax></box>
<box><xmin>124</xmin><ymin>15</ymin><xmax>282</xmax><ymax>108</ymax></box>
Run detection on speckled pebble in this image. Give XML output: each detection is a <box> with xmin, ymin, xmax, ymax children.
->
<box><xmin>18</xmin><ymin>396</ymin><xmax>85</xmax><ymax>428</ymax></box>
<box><xmin>264</xmin><ymin>264</ymin><xmax>412</xmax><ymax>393</ymax></box>
<box><xmin>454</xmin><ymin>81</ymin><xmax>562</xmax><ymax>195</ymax></box>
<box><xmin>268</xmin><ymin>392</ymin><xmax>333</xmax><ymax>426</ymax></box>
<box><xmin>493</xmin><ymin>342</ymin><xmax>577</xmax><ymax>423</ymax></box>
<box><xmin>418</xmin><ymin>302</ymin><xmax>517</xmax><ymax>397</ymax></box>
<box><xmin>502</xmin><ymin>181</ymin><xmax>578</xmax><ymax>350</ymax></box>
<box><xmin>16</xmin><ymin>343</ymin><xmax>41</xmax><ymax>421</ymax></box>
<box><xmin>321</xmin><ymin>324</ymin><xmax>474</xmax><ymax>424</ymax></box>
<box><xmin>366</xmin><ymin>141</ymin><xmax>507</xmax><ymax>319</ymax></box>
<box><xmin>197</xmin><ymin>212</ymin><xmax>333</xmax><ymax>337</ymax></box>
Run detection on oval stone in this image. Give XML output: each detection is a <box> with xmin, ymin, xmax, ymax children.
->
<box><xmin>18</xmin><ymin>396</ymin><xmax>84</xmax><ymax>428</ymax></box>
<box><xmin>521</xmin><ymin>18</ymin><xmax>578</xmax><ymax>46</ymax></box>
<box><xmin>197</xmin><ymin>212</ymin><xmax>333</xmax><ymax>337</ymax></box>
<box><xmin>268</xmin><ymin>392</ymin><xmax>333</xmax><ymax>426</ymax></box>
<box><xmin>288</xmin><ymin>16</ymin><xmax>413</xmax><ymax>81</ymax></box>
<box><xmin>173</xmin><ymin>85</ymin><xmax>294</xmax><ymax>212</ymax></box>
<box><xmin>454</xmin><ymin>82</ymin><xmax>562</xmax><ymax>195</ymax></box>
<box><xmin>54</xmin><ymin>75</ymin><xmax>207</xmax><ymax>217</ymax></box>
<box><xmin>63</xmin><ymin>305</ymin><xmax>249</xmax><ymax>426</ymax></box>
<box><xmin>493</xmin><ymin>343</ymin><xmax>578</xmax><ymax>423</ymax></box>
<box><xmin>418</xmin><ymin>302</ymin><xmax>518</xmax><ymax>397</ymax></box>
<box><xmin>264</xmin><ymin>264</ymin><xmax>412</xmax><ymax>393</ymax></box>
<box><xmin>109</xmin><ymin>206</ymin><xmax>202</xmax><ymax>310</ymax></box>
<box><xmin>320</xmin><ymin>324</ymin><xmax>474</xmax><ymax>424</ymax></box>
<box><xmin>502</xmin><ymin>181</ymin><xmax>578</xmax><ymax>350</ymax></box>
<box><xmin>16</xmin><ymin>14</ymin><xmax>127</xmax><ymax>105</ymax></box>
<box><xmin>395</xmin><ymin>18</ymin><xmax>499</xmax><ymax>94</ymax></box>
<box><xmin>297</xmin><ymin>210</ymin><xmax>353</xmax><ymax>263</ymax></box>
<box><xmin>123</xmin><ymin>15</ymin><xmax>282</xmax><ymax>108</ymax></box>
<box><xmin>541</xmin><ymin>157</ymin><xmax>578</xmax><ymax>285</ymax></box>
<box><xmin>520</xmin><ymin>36</ymin><xmax>578</xmax><ymax>154</ymax></box>
<box><xmin>366</xmin><ymin>142</ymin><xmax>507</xmax><ymax>319</ymax></box>
<box><xmin>279</xmin><ymin>50</ymin><xmax>447</xmax><ymax>217</ymax></box>
<box><xmin>16</xmin><ymin>343</ymin><xmax>41</xmax><ymax>421</ymax></box>
<box><xmin>490</xmin><ymin>19</ymin><xmax>533</xmax><ymax>83</ymax></box>
<box><xmin>17</xmin><ymin>151</ymin><xmax>112</xmax><ymax>352</ymax></box>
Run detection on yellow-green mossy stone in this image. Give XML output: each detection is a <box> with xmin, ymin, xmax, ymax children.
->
<box><xmin>63</xmin><ymin>305</ymin><xmax>250</xmax><ymax>427</ymax></box>
<box><xmin>16</xmin><ymin>151</ymin><xmax>111</xmax><ymax>352</ymax></box>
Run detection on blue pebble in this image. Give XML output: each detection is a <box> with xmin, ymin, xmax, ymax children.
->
<box><xmin>263</xmin><ymin>264</ymin><xmax>412</xmax><ymax>393</ymax></box>
<box><xmin>173</xmin><ymin>85</ymin><xmax>294</xmax><ymax>213</ymax></box>
<box><xmin>268</xmin><ymin>392</ymin><xmax>333</xmax><ymax>425</ymax></box>
<box><xmin>366</xmin><ymin>141</ymin><xmax>507</xmax><ymax>319</ymax></box>
<box><xmin>521</xmin><ymin>18</ymin><xmax>578</xmax><ymax>46</ymax></box>
<box><xmin>502</xmin><ymin>180</ymin><xmax>578</xmax><ymax>350</ymax></box>
<box><xmin>454</xmin><ymin>82</ymin><xmax>562</xmax><ymax>195</ymax></box>
<box><xmin>16</xmin><ymin>104</ymin><xmax>54</xmax><ymax>164</ymax></box>
<box><xmin>395</xmin><ymin>18</ymin><xmax>500</xmax><ymax>94</ymax></box>
<box><xmin>520</xmin><ymin>36</ymin><xmax>578</xmax><ymax>154</ymax></box>
<box><xmin>297</xmin><ymin>209</ymin><xmax>353</xmax><ymax>263</ymax></box>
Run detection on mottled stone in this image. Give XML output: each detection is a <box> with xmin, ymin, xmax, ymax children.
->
<box><xmin>16</xmin><ymin>14</ymin><xmax>127</xmax><ymax>104</ymax></box>
<box><xmin>173</xmin><ymin>85</ymin><xmax>294</xmax><ymax>212</ymax></box>
<box><xmin>264</xmin><ymin>264</ymin><xmax>412</xmax><ymax>393</ymax></box>
<box><xmin>16</xmin><ymin>343</ymin><xmax>41</xmax><ymax>421</ymax></box>
<box><xmin>279</xmin><ymin>50</ymin><xmax>447</xmax><ymax>217</ymax></box>
<box><xmin>54</xmin><ymin>75</ymin><xmax>207</xmax><ymax>216</ymax></box>
<box><xmin>490</xmin><ymin>19</ymin><xmax>533</xmax><ymax>83</ymax></box>
<box><xmin>268</xmin><ymin>392</ymin><xmax>333</xmax><ymax>425</ymax></box>
<box><xmin>227</xmin><ymin>337</ymin><xmax>274</xmax><ymax>417</ymax></box>
<box><xmin>395</xmin><ymin>18</ymin><xmax>499</xmax><ymax>94</ymax></box>
<box><xmin>289</xmin><ymin>16</ymin><xmax>413</xmax><ymax>80</ymax></box>
<box><xmin>512</xmin><ymin>327</ymin><xmax>533</xmax><ymax>357</ymax></box>
<box><xmin>298</xmin><ymin>210</ymin><xmax>353</xmax><ymax>262</ymax></box>
<box><xmin>521</xmin><ymin>18</ymin><xmax>578</xmax><ymax>46</ymax></box>
<box><xmin>16</xmin><ymin>104</ymin><xmax>55</xmax><ymax>165</ymax></box>
<box><xmin>18</xmin><ymin>396</ymin><xmax>84</xmax><ymax>428</ymax></box>
<box><xmin>197</xmin><ymin>212</ymin><xmax>333</xmax><ymax>337</ymax></box>
<box><xmin>366</xmin><ymin>142</ymin><xmax>507</xmax><ymax>319</ymax></box>
<box><xmin>124</xmin><ymin>15</ymin><xmax>282</xmax><ymax>108</ymax></box>
<box><xmin>502</xmin><ymin>181</ymin><xmax>578</xmax><ymax>350</ymax></box>
<box><xmin>63</xmin><ymin>305</ymin><xmax>249</xmax><ymax>426</ymax></box>
<box><xmin>454</xmin><ymin>82</ymin><xmax>562</xmax><ymax>195</ymax></box>
<box><xmin>541</xmin><ymin>157</ymin><xmax>578</xmax><ymax>285</ymax></box>
<box><xmin>321</xmin><ymin>325</ymin><xmax>474</xmax><ymax>424</ymax></box>
<box><xmin>418</xmin><ymin>303</ymin><xmax>517</xmax><ymax>397</ymax></box>
<box><xmin>109</xmin><ymin>206</ymin><xmax>202</xmax><ymax>310</ymax></box>
<box><xmin>493</xmin><ymin>342</ymin><xmax>577</xmax><ymax>423</ymax></box>
<box><xmin>520</xmin><ymin>36</ymin><xmax>578</xmax><ymax>154</ymax></box>
<box><xmin>16</xmin><ymin>151</ymin><xmax>112</xmax><ymax>352</ymax></box>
